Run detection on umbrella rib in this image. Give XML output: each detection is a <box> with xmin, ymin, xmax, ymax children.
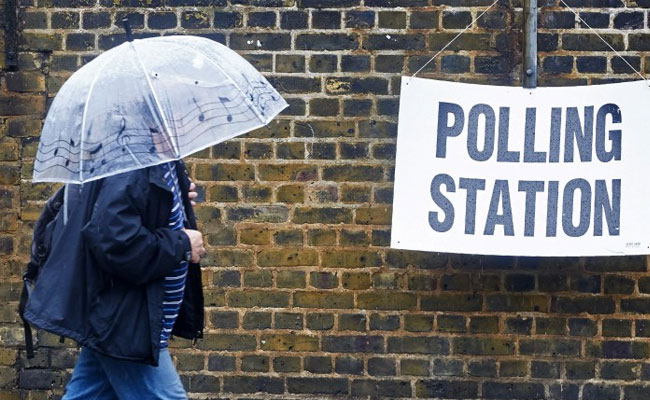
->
<box><xmin>130</xmin><ymin>41</ymin><xmax>180</xmax><ymax>159</ymax></box>
<box><xmin>163</xmin><ymin>41</ymin><xmax>266</xmax><ymax>125</ymax></box>
<box><xmin>79</xmin><ymin>48</ymin><xmax>117</xmax><ymax>182</ymax></box>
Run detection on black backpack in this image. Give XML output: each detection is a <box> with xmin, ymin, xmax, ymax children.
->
<box><xmin>18</xmin><ymin>187</ymin><xmax>64</xmax><ymax>358</ymax></box>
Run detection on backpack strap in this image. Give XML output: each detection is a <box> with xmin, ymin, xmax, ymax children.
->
<box><xmin>19</xmin><ymin>188</ymin><xmax>64</xmax><ymax>358</ymax></box>
<box><xmin>18</xmin><ymin>276</ymin><xmax>34</xmax><ymax>358</ymax></box>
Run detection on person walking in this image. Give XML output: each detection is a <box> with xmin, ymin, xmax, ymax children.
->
<box><xmin>23</xmin><ymin>159</ymin><xmax>205</xmax><ymax>399</ymax></box>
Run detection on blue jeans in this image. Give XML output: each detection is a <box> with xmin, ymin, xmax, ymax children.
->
<box><xmin>62</xmin><ymin>348</ymin><xmax>187</xmax><ymax>400</ymax></box>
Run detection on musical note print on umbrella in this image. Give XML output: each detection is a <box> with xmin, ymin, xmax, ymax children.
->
<box><xmin>33</xmin><ymin>34</ymin><xmax>287</xmax><ymax>183</ymax></box>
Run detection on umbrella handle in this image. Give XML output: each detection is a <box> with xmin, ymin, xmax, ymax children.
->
<box><xmin>122</xmin><ymin>18</ymin><xmax>134</xmax><ymax>42</ymax></box>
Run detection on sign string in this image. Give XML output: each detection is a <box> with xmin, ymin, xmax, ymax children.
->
<box><xmin>412</xmin><ymin>0</ymin><xmax>501</xmax><ymax>77</ymax></box>
<box><xmin>558</xmin><ymin>0</ymin><xmax>649</xmax><ymax>85</ymax></box>
<box><xmin>414</xmin><ymin>0</ymin><xmax>649</xmax><ymax>85</ymax></box>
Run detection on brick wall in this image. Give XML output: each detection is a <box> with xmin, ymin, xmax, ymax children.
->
<box><xmin>2</xmin><ymin>0</ymin><xmax>650</xmax><ymax>398</ymax></box>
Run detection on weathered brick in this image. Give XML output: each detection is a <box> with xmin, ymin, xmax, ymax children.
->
<box><xmin>307</xmin><ymin>313</ymin><xmax>334</xmax><ymax>330</ymax></box>
<box><xmin>342</xmin><ymin>272</ymin><xmax>371</xmax><ymax>290</ymax></box>
<box><xmin>83</xmin><ymin>12</ymin><xmax>111</xmax><ymax>29</ymax></box>
<box><xmin>280</xmin><ymin>11</ymin><xmax>308</xmax><ymax>29</ymax></box>
<box><xmin>486</xmin><ymin>294</ymin><xmax>548</xmax><ymax>312</ymax></box>
<box><xmin>399</xmin><ymin>359</ymin><xmax>428</xmax><ymax>376</ymax></box>
<box><xmin>565</xmin><ymin>360</ymin><xmax>596</xmax><ymax>380</ymax></box>
<box><xmin>304</xmin><ymin>355</ymin><xmax>332</xmax><ymax>373</ymax></box>
<box><xmin>405</xmin><ymin>314</ymin><xmax>434</xmax><ymax>332</ymax></box>
<box><xmin>294</xmin><ymin>291</ymin><xmax>354</xmax><ymax>308</ymax></box>
<box><xmin>5</xmin><ymin>72</ymin><xmax>45</xmax><ymax>93</ymax></box>
<box><xmin>227</xmin><ymin>290</ymin><xmax>289</xmax><ymax>307</ymax></box>
<box><xmin>577</xmin><ymin>56</ymin><xmax>607</xmax><ymax>73</ymax></box>
<box><xmin>323</xmin><ymin>335</ymin><xmax>384</xmax><ymax>353</ymax></box>
<box><xmin>223</xmin><ymin>376</ymin><xmax>283</xmax><ymax>394</ymax></box>
<box><xmin>258</xmin><ymin>164</ymin><xmax>317</xmax><ymax>181</ymax></box>
<box><xmin>257</xmin><ymin>249</ymin><xmax>318</xmax><ymax>266</ymax></box>
<box><xmin>604</xmin><ymin>275</ymin><xmax>635</xmax><ymax>294</ymax></box>
<box><xmin>278</xmin><ymin>185</ymin><xmax>305</xmax><ymax>203</ymax></box>
<box><xmin>207</xmin><ymin>12</ymin><xmax>238</xmax><ymax>29</ymax></box>
<box><xmin>358</xmin><ymin>292</ymin><xmax>415</xmax><ymax>310</ymax></box>
<box><xmin>287</xmin><ymin>377</ymin><xmax>348</xmax><ymax>395</ymax></box>
<box><xmin>312</xmin><ymin>10</ymin><xmax>341</xmax><ymax>29</ymax></box>
<box><xmin>482</xmin><ymin>382</ymin><xmax>545</xmax><ymax>399</ymax></box>
<box><xmin>0</xmin><ymin>95</ymin><xmax>45</xmax><ymax>116</ymax></box>
<box><xmin>562</xmin><ymin>318</ymin><xmax>593</xmax><ymax>337</ymax></box>
<box><xmin>243</xmin><ymin>311</ymin><xmax>271</xmax><ymax>329</ymax></box>
<box><xmin>274</xmin><ymin>356</ymin><xmax>301</xmax><ymax>372</ymax></box>
<box><xmin>336</xmin><ymin>356</ymin><xmax>364</xmax><ymax>374</ymax></box>
<box><xmin>438</xmin><ymin>315</ymin><xmax>466</xmax><ymax>333</ymax></box>
<box><xmin>454</xmin><ymin>337</ymin><xmax>514</xmax><ymax>356</ymax></box>
<box><xmin>388</xmin><ymin>337</ymin><xmax>449</xmax><ymax>355</ymax></box>
<box><xmin>519</xmin><ymin>339</ymin><xmax>580</xmax><ymax>357</ymax></box>
<box><xmin>378</xmin><ymin>11</ymin><xmax>406</xmax><ymax>29</ymax></box>
<box><xmin>294</xmin><ymin>207</ymin><xmax>352</xmax><ymax>224</ymax></box>
<box><xmin>244</xmin><ymin>143</ymin><xmax>272</xmax><ymax>159</ymax></box>
<box><xmin>552</xmin><ymin>296</ymin><xmax>615</xmax><ymax>314</ymax></box>
<box><xmin>261</xmin><ymin>334</ymin><xmax>319</xmax><ymax>351</ymax></box>
<box><xmin>352</xmin><ymin>379</ymin><xmax>411</xmax><ymax>397</ymax></box>
<box><xmin>308</xmin><ymin>229</ymin><xmax>336</xmax><ymax>246</ymax></box>
<box><xmin>562</xmin><ymin>34</ymin><xmax>623</xmax><ymax>51</ymax></box>
<box><xmin>325</xmin><ymin>77</ymin><xmax>389</xmax><ymax>95</ymax></box>
<box><xmin>582</xmin><ymin>384</ymin><xmax>620</xmax><ymax>400</ymax></box>
<box><xmin>355</xmin><ymin>207</ymin><xmax>391</xmax><ymax>225</ymax></box>
<box><xmin>206</xmin><ymin>355</ymin><xmax>236</xmax><ymax>371</ymax></box>
<box><xmin>248</xmin><ymin>11</ymin><xmax>276</xmax><ymax>27</ymax></box>
<box><xmin>197</xmin><ymin>334</ymin><xmax>256</xmax><ymax>351</ymax></box>
<box><xmin>310</xmin><ymin>271</ymin><xmax>338</xmax><ymax>289</ymax></box>
<box><xmin>422</xmin><ymin>294</ymin><xmax>482</xmax><ymax>312</ymax></box>
<box><xmin>309</xmin><ymin>55</ymin><xmax>337</xmax><ymax>73</ymax></box>
<box><xmin>297</xmin><ymin>120</ymin><xmax>355</xmax><ymax>138</ymax></box>
<box><xmin>241</xmin><ymin>54</ymin><xmax>272</xmax><ymax>72</ymax></box>
<box><xmin>322</xmin><ymin>251</ymin><xmax>382</xmax><ymax>268</ymax></box>
<box><xmin>244</xmin><ymin>270</ymin><xmax>273</xmax><ymax>287</ymax></box>
<box><xmin>345</xmin><ymin>10</ymin><xmax>375</xmax><ymax>28</ymax></box>
<box><xmin>226</xmin><ymin>205</ymin><xmax>289</xmax><ymax>222</ymax></box>
<box><xmin>416</xmin><ymin>380</ymin><xmax>478</xmax><ymax>398</ymax></box>
<box><xmin>468</xmin><ymin>359</ymin><xmax>496</xmax><ymax>377</ymax></box>
<box><xmin>209</xmin><ymin>311</ymin><xmax>238</xmax><ymax>329</ymax></box>
<box><xmin>21</xmin><ymin>33</ymin><xmax>63</xmax><ymax>51</ymax></box>
<box><xmin>231</xmin><ymin>33</ymin><xmax>291</xmax><ymax>50</ymax></box>
<box><xmin>297</xmin><ymin>34</ymin><xmax>359</xmax><ymax>51</ymax></box>
<box><xmin>241</xmin><ymin>355</ymin><xmax>269</xmax><ymax>372</ymax></box>
<box><xmin>340</xmin><ymin>229</ymin><xmax>369</xmax><ymax>247</ymax></box>
<box><xmin>342</xmin><ymin>55</ymin><xmax>370</xmax><ymax>72</ymax></box>
<box><xmin>478</xmin><ymin>11</ymin><xmax>507</xmax><ymax>29</ymax></box>
<box><xmin>18</xmin><ymin>370</ymin><xmax>64</xmax><ymax>390</ymax></box>
<box><xmin>148</xmin><ymin>12</ymin><xmax>177</xmax><ymax>29</ymax></box>
<box><xmin>430</xmin><ymin>33</ymin><xmax>491</xmax><ymax>51</ymax></box>
<box><xmin>505</xmin><ymin>317</ymin><xmax>533</xmax><ymax>335</ymax></box>
<box><xmin>195</xmin><ymin>163</ymin><xmax>254</xmax><ymax>181</ymax></box>
<box><xmin>277</xmin><ymin>270</ymin><xmax>306</xmax><ymax>288</ymax></box>
<box><xmin>602</xmin><ymin>318</ymin><xmax>631</xmax><ymax>337</ymax></box>
<box><xmin>274</xmin><ymin>229</ymin><xmax>303</xmax><ymax>245</ymax></box>
<box><xmin>275</xmin><ymin>312</ymin><xmax>303</xmax><ymax>329</ymax></box>
<box><xmin>387</xmin><ymin>250</ymin><xmax>448</xmax><ymax>269</ymax></box>
<box><xmin>299</xmin><ymin>0</ymin><xmax>360</xmax><ymax>6</ymax></box>
<box><xmin>614</xmin><ymin>12</ymin><xmax>643</xmax><ymax>29</ymax></box>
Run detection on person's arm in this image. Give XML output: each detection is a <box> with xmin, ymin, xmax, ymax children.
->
<box><xmin>81</xmin><ymin>172</ymin><xmax>191</xmax><ymax>285</ymax></box>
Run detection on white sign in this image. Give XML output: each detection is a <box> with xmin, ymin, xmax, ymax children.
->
<box><xmin>391</xmin><ymin>77</ymin><xmax>650</xmax><ymax>257</ymax></box>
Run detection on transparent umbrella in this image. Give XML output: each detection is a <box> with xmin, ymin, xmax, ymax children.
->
<box><xmin>33</xmin><ymin>32</ymin><xmax>287</xmax><ymax>183</ymax></box>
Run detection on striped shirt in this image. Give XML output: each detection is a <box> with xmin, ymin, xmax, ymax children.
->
<box><xmin>159</xmin><ymin>162</ymin><xmax>189</xmax><ymax>348</ymax></box>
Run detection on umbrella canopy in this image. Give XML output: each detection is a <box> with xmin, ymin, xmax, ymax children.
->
<box><xmin>33</xmin><ymin>35</ymin><xmax>288</xmax><ymax>183</ymax></box>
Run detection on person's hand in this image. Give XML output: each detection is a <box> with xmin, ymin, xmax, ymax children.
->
<box><xmin>188</xmin><ymin>181</ymin><xmax>198</xmax><ymax>206</ymax></box>
<box><xmin>182</xmin><ymin>229</ymin><xmax>205</xmax><ymax>263</ymax></box>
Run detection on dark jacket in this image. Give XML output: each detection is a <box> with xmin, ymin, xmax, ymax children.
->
<box><xmin>23</xmin><ymin>161</ymin><xmax>204</xmax><ymax>366</ymax></box>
